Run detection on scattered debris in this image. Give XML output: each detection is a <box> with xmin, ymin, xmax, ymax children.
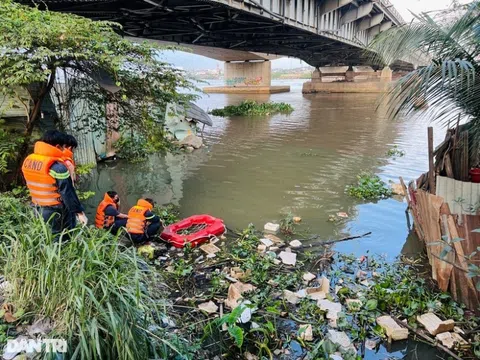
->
<box><xmin>198</xmin><ymin>301</ymin><xmax>218</xmax><ymax>314</ymax></box>
<box><xmin>199</xmin><ymin>243</ymin><xmax>221</xmax><ymax>255</ymax></box>
<box><xmin>299</xmin><ymin>324</ymin><xmax>313</xmax><ymax>341</ymax></box>
<box><xmin>289</xmin><ymin>239</ymin><xmax>302</xmax><ymax>248</ymax></box>
<box><xmin>257</xmin><ymin>244</ymin><xmax>267</xmax><ymax>253</ymax></box>
<box><xmin>264</xmin><ymin>222</ymin><xmax>280</xmax><ymax>234</ymax></box>
<box><xmin>279</xmin><ymin>251</ymin><xmax>297</xmax><ymax>266</ymax></box>
<box><xmin>317</xmin><ymin>299</ymin><xmax>342</xmax><ymax>323</ymax></box>
<box><xmin>230</xmin><ymin>267</ymin><xmax>251</xmax><ymax>280</ymax></box>
<box><xmin>436</xmin><ymin>331</ymin><xmax>470</xmax><ymax>350</ymax></box>
<box><xmin>318</xmin><ymin>276</ymin><xmax>330</xmax><ymax>293</ymax></box>
<box><xmin>225</xmin><ymin>281</ymin><xmax>256</xmax><ymax>309</ymax></box>
<box><xmin>26</xmin><ymin>318</ymin><xmax>52</xmax><ymax>337</ymax></box>
<box><xmin>417</xmin><ymin>313</ymin><xmax>455</xmax><ymax>336</ymax></box>
<box><xmin>356</xmin><ymin>270</ymin><xmax>368</xmax><ymax>280</ymax></box>
<box><xmin>391</xmin><ymin>183</ymin><xmax>406</xmax><ymax>196</ymax></box>
<box><xmin>237</xmin><ymin>301</ymin><xmax>253</xmax><ymax>323</ymax></box>
<box><xmin>327</xmin><ymin>329</ymin><xmax>356</xmax><ymax>353</ymax></box>
<box><xmin>283</xmin><ymin>290</ymin><xmax>300</xmax><ymax>305</ymax></box>
<box><xmin>376</xmin><ymin>315</ymin><xmax>409</xmax><ymax>341</ymax></box>
<box><xmin>337</xmin><ymin>212</ymin><xmax>349</xmax><ymax>218</ymax></box>
<box><xmin>260</xmin><ymin>238</ymin><xmax>274</xmax><ymax>247</ymax></box>
<box><xmin>302</xmin><ymin>272</ymin><xmax>316</xmax><ymax>284</ymax></box>
<box><xmin>293</xmin><ymin>216</ymin><xmax>302</xmax><ymax>223</ymax></box>
<box><xmin>244</xmin><ymin>352</ymin><xmax>259</xmax><ymax>360</ymax></box>
<box><xmin>365</xmin><ymin>338</ymin><xmax>380</xmax><ymax>350</ymax></box>
<box><xmin>179</xmin><ymin>134</ymin><xmax>203</xmax><ymax>149</ymax></box>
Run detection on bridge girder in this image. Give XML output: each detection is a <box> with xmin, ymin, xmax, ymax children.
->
<box><xmin>15</xmin><ymin>0</ymin><xmax>405</xmax><ymax>68</ymax></box>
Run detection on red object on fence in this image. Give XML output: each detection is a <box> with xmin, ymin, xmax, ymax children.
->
<box><xmin>160</xmin><ymin>215</ymin><xmax>225</xmax><ymax>248</ymax></box>
<box><xmin>470</xmin><ymin>168</ymin><xmax>480</xmax><ymax>183</ymax></box>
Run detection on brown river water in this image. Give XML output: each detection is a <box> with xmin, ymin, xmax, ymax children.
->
<box><xmin>81</xmin><ymin>79</ymin><xmax>450</xmax><ymax>359</ymax></box>
<box><xmin>84</xmin><ymin>79</ymin><xmax>442</xmax><ymax>259</ymax></box>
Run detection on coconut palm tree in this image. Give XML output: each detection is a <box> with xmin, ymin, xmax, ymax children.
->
<box><xmin>368</xmin><ymin>1</ymin><xmax>480</xmax><ymax>131</ymax></box>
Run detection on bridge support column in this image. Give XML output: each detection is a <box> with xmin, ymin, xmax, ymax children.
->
<box><xmin>380</xmin><ymin>66</ymin><xmax>393</xmax><ymax>82</ymax></box>
<box><xmin>303</xmin><ymin>65</ymin><xmax>395</xmax><ymax>94</ymax></box>
<box><xmin>204</xmin><ymin>60</ymin><xmax>289</xmax><ymax>94</ymax></box>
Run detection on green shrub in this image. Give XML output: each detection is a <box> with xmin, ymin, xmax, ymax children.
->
<box><xmin>346</xmin><ymin>172</ymin><xmax>392</xmax><ymax>200</ymax></box>
<box><xmin>210</xmin><ymin>100</ymin><xmax>293</xmax><ymax>117</ymax></box>
<box><xmin>0</xmin><ymin>204</ymin><xmax>182</xmax><ymax>359</ymax></box>
<box><xmin>115</xmin><ymin>134</ymin><xmax>154</xmax><ymax>162</ymax></box>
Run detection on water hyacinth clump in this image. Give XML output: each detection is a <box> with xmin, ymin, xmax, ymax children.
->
<box><xmin>210</xmin><ymin>100</ymin><xmax>293</xmax><ymax>117</ymax></box>
<box><xmin>346</xmin><ymin>172</ymin><xmax>392</xmax><ymax>200</ymax></box>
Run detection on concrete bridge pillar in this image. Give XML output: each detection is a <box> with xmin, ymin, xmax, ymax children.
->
<box><xmin>204</xmin><ymin>60</ymin><xmax>289</xmax><ymax>94</ymax></box>
<box><xmin>345</xmin><ymin>66</ymin><xmax>355</xmax><ymax>82</ymax></box>
<box><xmin>380</xmin><ymin>66</ymin><xmax>393</xmax><ymax>82</ymax></box>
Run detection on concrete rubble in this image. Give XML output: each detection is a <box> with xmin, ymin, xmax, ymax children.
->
<box><xmin>376</xmin><ymin>315</ymin><xmax>409</xmax><ymax>341</ymax></box>
<box><xmin>279</xmin><ymin>251</ymin><xmax>297</xmax><ymax>266</ymax></box>
<box><xmin>264</xmin><ymin>222</ymin><xmax>280</xmax><ymax>234</ymax></box>
<box><xmin>417</xmin><ymin>313</ymin><xmax>455</xmax><ymax>336</ymax></box>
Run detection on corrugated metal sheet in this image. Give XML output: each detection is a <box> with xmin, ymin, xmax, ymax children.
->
<box><xmin>436</xmin><ymin>176</ymin><xmax>480</xmax><ymax>215</ymax></box>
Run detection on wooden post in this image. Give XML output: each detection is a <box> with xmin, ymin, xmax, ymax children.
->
<box><xmin>428</xmin><ymin>127</ymin><xmax>435</xmax><ymax>194</ymax></box>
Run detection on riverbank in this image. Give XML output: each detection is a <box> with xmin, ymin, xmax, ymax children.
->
<box><xmin>0</xmin><ymin>193</ymin><xmax>478</xmax><ymax>359</ymax></box>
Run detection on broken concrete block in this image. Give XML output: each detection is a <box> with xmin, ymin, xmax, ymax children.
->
<box><xmin>317</xmin><ymin>299</ymin><xmax>342</xmax><ymax>321</ymax></box>
<box><xmin>279</xmin><ymin>251</ymin><xmax>297</xmax><ymax>266</ymax></box>
<box><xmin>327</xmin><ymin>329</ymin><xmax>356</xmax><ymax>353</ymax></box>
<box><xmin>297</xmin><ymin>287</ymin><xmax>326</xmax><ymax>300</ymax></box>
<box><xmin>283</xmin><ymin>290</ymin><xmax>300</xmax><ymax>305</ymax></box>
<box><xmin>198</xmin><ymin>301</ymin><xmax>218</xmax><ymax>314</ymax></box>
<box><xmin>391</xmin><ymin>183</ymin><xmax>405</xmax><ymax>196</ymax></box>
<box><xmin>435</xmin><ymin>332</ymin><xmax>469</xmax><ymax>350</ymax></box>
<box><xmin>260</xmin><ymin>238</ymin><xmax>274</xmax><ymax>247</ymax></box>
<box><xmin>293</xmin><ymin>216</ymin><xmax>302</xmax><ymax>223</ymax></box>
<box><xmin>289</xmin><ymin>239</ymin><xmax>302</xmax><ymax>248</ymax></box>
<box><xmin>376</xmin><ymin>315</ymin><xmax>409</xmax><ymax>341</ymax></box>
<box><xmin>273</xmin><ymin>259</ymin><xmax>281</xmax><ymax>265</ymax></box>
<box><xmin>199</xmin><ymin>243</ymin><xmax>221</xmax><ymax>255</ymax></box>
<box><xmin>319</xmin><ymin>276</ymin><xmax>330</xmax><ymax>294</ymax></box>
<box><xmin>264</xmin><ymin>222</ymin><xmax>280</xmax><ymax>234</ymax></box>
<box><xmin>179</xmin><ymin>134</ymin><xmax>203</xmax><ymax>149</ymax></box>
<box><xmin>302</xmin><ymin>272</ymin><xmax>316</xmax><ymax>283</ymax></box>
<box><xmin>257</xmin><ymin>244</ymin><xmax>267</xmax><ymax>253</ymax></box>
<box><xmin>299</xmin><ymin>324</ymin><xmax>313</xmax><ymax>341</ymax></box>
<box><xmin>417</xmin><ymin>313</ymin><xmax>454</xmax><ymax>336</ymax></box>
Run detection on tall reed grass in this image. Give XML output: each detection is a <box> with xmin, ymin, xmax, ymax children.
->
<box><xmin>0</xmin><ymin>196</ymin><xmax>180</xmax><ymax>359</ymax></box>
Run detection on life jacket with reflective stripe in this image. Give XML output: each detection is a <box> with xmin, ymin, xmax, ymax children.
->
<box><xmin>22</xmin><ymin>142</ymin><xmax>66</xmax><ymax>207</ymax></box>
<box><xmin>95</xmin><ymin>193</ymin><xmax>118</xmax><ymax>229</ymax></box>
<box><xmin>126</xmin><ymin>199</ymin><xmax>153</xmax><ymax>234</ymax></box>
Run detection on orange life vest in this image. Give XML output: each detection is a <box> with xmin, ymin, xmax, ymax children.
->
<box><xmin>22</xmin><ymin>141</ymin><xmax>65</xmax><ymax>207</ymax></box>
<box><xmin>126</xmin><ymin>199</ymin><xmax>153</xmax><ymax>234</ymax></box>
<box><xmin>95</xmin><ymin>193</ymin><xmax>119</xmax><ymax>229</ymax></box>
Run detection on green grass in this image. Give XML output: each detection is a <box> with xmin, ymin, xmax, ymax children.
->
<box><xmin>0</xmin><ymin>196</ymin><xmax>184</xmax><ymax>360</ymax></box>
<box><xmin>210</xmin><ymin>100</ymin><xmax>293</xmax><ymax>117</ymax></box>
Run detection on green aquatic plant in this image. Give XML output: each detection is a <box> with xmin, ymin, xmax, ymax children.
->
<box><xmin>75</xmin><ymin>163</ymin><xmax>96</xmax><ymax>176</ymax></box>
<box><xmin>76</xmin><ymin>190</ymin><xmax>95</xmax><ymax>200</ymax></box>
<box><xmin>280</xmin><ymin>212</ymin><xmax>297</xmax><ymax>235</ymax></box>
<box><xmin>386</xmin><ymin>145</ymin><xmax>406</xmax><ymax>158</ymax></box>
<box><xmin>346</xmin><ymin>172</ymin><xmax>392</xmax><ymax>200</ymax></box>
<box><xmin>210</xmin><ymin>100</ymin><xmax>293</xmax><ymax>117</ymax></box>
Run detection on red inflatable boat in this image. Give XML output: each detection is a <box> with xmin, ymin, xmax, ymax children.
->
<box><xmin>160</xmin><ymin>215</ymin><xmax>225</xmax><ymax>248</ymax></box>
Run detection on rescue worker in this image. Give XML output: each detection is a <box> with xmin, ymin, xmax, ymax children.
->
<box><xmin>126</xmin><ymin>198</ymin><xmax>161</xmax><ymax>244</ymax></box>
<box><xmin>22</xmin><ymin>130</ymin><xmax>88</xmax><ymax>238</ymax></box>
<box><xmin>95</xmin><ymin>191</ymin><xmax>128</xmax><ymax>234</ymax></box>
<box><xmin>62</xmin><ymin>134</ymin><xmax>77</xmax><ymax>185</ymax></box>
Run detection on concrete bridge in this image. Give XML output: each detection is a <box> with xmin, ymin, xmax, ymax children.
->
<box><xmin>24</xmin><ymin>0</ymin><xmax>406</xmax><ymax>93</ymax></box>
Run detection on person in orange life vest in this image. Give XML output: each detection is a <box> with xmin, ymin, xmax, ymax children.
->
<box><xmin>95</xmin><ymin>191</ymin><xmax>128</xmax><ymax>234</ymax></box>
<box><xmin>126</xmin><ymin>198</ymin><xmax>162</xmax><ymax>244</ymax></box>
<box><xmin>22</xmin><ymin>130</ymin><xmax>88</xmax><ymax>238</ymax></box>
<box><xmin>62</xmin><ymin>134</ymin><xmax>78</xmax><ymax>185</ymax></box>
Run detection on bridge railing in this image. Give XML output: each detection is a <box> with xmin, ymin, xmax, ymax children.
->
<box><xmin>375</xmin><ymin>0</ymin><xmax>406</xmax><ymax>25</ymax></box>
